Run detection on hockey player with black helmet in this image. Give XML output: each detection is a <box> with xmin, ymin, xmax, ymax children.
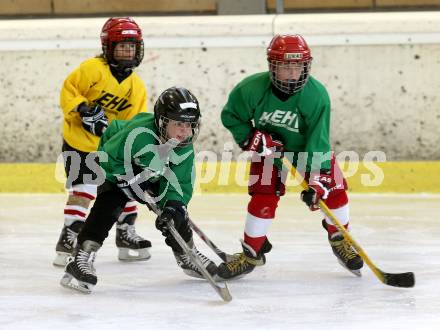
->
<box><xmin>54</xmin><ymin>17</ymin><xmax>150</xmax><ymax>267</ymax></box>
<box><xmin>218</xmin><ymin>34</ymin><xmax>363</xmax><ymax>280</ymax></box>
<box><xmin>60</xmin><ymin>87</ymin><xmax>217</xmax><ymax>293</ymax></box>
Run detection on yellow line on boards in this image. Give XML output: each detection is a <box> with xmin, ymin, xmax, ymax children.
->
<box><xmin>0</xmin><ymin>162</ymin><xmax>439</xmax><ymax>193</ymax></box>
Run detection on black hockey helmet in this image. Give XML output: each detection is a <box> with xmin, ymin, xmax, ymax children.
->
<box><xmin>154</xmin><ymin>87</ymin><xmax>201</xmax><ymax>146</ymax></box>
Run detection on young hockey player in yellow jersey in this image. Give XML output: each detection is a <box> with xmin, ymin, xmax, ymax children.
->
<box><xmin>54</xmin><ymin>17</ymin><xmax>151</xmax><ymax>266</ymax></box>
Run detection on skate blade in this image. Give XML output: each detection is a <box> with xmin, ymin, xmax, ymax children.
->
<box><xmin>118</xmin><ymin>247</ymin><xmax>151</xmax><ymax>262</ymax></box>
<box><xmin>182</xmin><ymin>267</ymin><xmax>220</xmax><ymax>280</ymax></box>
<box><xmin>53</xmin><ymin>252</ymin><xmax>71</xmax><ymax>267</ymax></box>
<box><xmin>60</xmin><ymin>273</ymin><xmax>94</xmax><ymax>294</ymax></box>
<box><xmin>182</xmin><ymin>269</ymin><xmax>205</xmax><ymax>279</ymax></box>
<box><xmin>337</xmin><ymin>259</ymin><xmax>362</xmax><ymax>277</ymax></box>
<box><xmin>214</xmin><ymin>273</ymin><xmax>248</xmax><ymax>282</ymax></box>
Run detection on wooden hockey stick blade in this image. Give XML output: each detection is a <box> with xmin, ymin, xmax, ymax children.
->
<box><xmin>319</xmin><ymin>200</ymin><xmax>416</xmax><ymax>288</ymax></box>
<box><xmin>168</xmin><ymin>224</ymin><xmax>233</xmax><ymax>302</ymax></box>
<box><xmin>286</xmin><ymin>162</ymin><xmax>416</xmax><ymax>288</ymax></box>
<box><xmin>189</xmin><ymin>219</ymin><xmax>235</xmax><ymax>262</ymax></box>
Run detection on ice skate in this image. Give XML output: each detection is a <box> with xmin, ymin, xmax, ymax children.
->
<box><xmin>116</xmin><ymin>214</ymin><xmax>151</xmax><ymax>261</ymax></box>
<box><xmin>60</xmin><ymin>240</ymin><xmax>101</xmax><ymax>294</ymax></box>
<box><xmin>173</xmin><ymin>239</ymin><xmax>217</xmax><ymax>279</ymax></box>
<box><xmin>53</xmin><ymin>220</ymin><xmax>84</xmax><ymax>267</ymax></box>
<box><xmin>217</xmin><ymin>239</ymin><xmax>272</xmax><ymax>281</ymax></box>
<box><xmin>323</xmin><ymin>220</ymin><xmax>363</xmax><ymax>276</ymax></box>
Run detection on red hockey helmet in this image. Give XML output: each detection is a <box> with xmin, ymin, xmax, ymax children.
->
<box><xmin>267</xmin><ymin>34</ymin><xmax>313</xmax><ymax>94</ymax></box>
<box><xmin>100</xmin><ymin>17</ymin><xmax>144</xmax><ymax>69</ymax></box>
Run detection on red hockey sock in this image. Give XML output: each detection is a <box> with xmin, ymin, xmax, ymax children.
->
<box><xmin>325</xmin><ymin>222</ymin><xmax>349</xmax><ymax>236</ymax></box>
<box><xmin>244</xmin><ymin>233</ymin><xmax>267</xmax><ymax>254</ymax></box>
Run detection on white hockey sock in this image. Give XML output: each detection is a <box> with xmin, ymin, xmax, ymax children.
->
<box><xmin>64</xmin><ymin>205</ymin><xmax>87</xmax><ymax>226</ymax></box>
<box><xmin>244</xmin><ymin>212</ymin><xmax>273</xmax><ymax>239</ymax></box>
<box><xmin>117</xmin><ymin>201</ymin><xmax>138</xmax><ymax>223</ymax></box>
<box><xmin>323</xmin><ymin>204</ymin><xmax>350</xmax><ymax>227</ymax></box>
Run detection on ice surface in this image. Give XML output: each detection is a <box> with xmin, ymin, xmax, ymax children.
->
<box><xmin>0</xmin><ymin>193</ymin><xmax>439</xmax><ymax>329</ymax></box>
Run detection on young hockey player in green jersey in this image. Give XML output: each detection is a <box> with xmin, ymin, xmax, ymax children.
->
<box><xmin>218</xmin><ymin>34</ymin><xmax>363</xmax><ymax>280</ymax></box>
<box><xmin>54</xmin><ymin>17</ymin><xmax>151</xmax><ymax>266</ymax></box>
<box><xmin>60</xmin><ymin>87</ymin><xmax>217</xmax><ymax>293</ymax></box>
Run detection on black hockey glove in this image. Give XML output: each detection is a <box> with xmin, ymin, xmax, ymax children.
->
<box><xmin>77</xmin><ymin>103</ymin><xmax>108</xmax><ymax>137</ymax></box>
<box><xmin>155</xmin><ymin>200</ymin><xmax>188</xmax><ymax>234</ymax></box>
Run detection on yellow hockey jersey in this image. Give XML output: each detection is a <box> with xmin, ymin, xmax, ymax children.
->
<box><xmin>60</xmin><ymin>57</ymin><xmax>147</xmax><ymax>152</ymax></box>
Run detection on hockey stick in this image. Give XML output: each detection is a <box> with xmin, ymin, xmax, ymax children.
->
<box><xmin>166</xmin><ymin>221</ymin><xmax>232</xmax><ymax>302</ymax></box>
<box><xmin>287</xmin><ymin>163</ymin><xmax>415</xmax><ymax>288</ymax></box>
<box><xmin>188</xmin><ymin>219</ymin><xmax>235</xmax><ymax>262</ymax></box>
<box><xmin>143</xmin><ymin>196</ymin><xmax>232</xmax><ymax>301</ymax></box>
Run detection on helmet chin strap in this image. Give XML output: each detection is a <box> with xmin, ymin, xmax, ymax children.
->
<box><xmin>286</xmin><ymin>79</ymin><xmax>299</xmax><ymax>89</ymax></box>
<box><xmin>111</xmin><ymin>61</ymin><xmax>134</xmax><ymax>72</ymax></box>
<box><xmin>160</xmin><ymin>133</ymin><xmax>188</xmax><ymax>147</ymax></box>
<box><xmin>165</xmin><ymin>138</ymin><xmax>180</xmax><ymax>147</ymax></box>
<box><xmin>160</xmin><ymin>133</ymin><xmax>192</xmax><ymax>148</ymax></box>
<box><xmin>274</xmin><ymin>79</ymin><xmax>299</xmax><ymax>95</ymax></box>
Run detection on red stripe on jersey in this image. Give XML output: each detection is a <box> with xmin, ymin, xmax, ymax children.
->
<box><xmin>72</xmin><ymin>191</ymin><xmax>96</xmax><ymax>200</ymax></box>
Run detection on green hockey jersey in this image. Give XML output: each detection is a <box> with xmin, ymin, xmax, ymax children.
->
<box><xmin>221</xmin><ymin>72</ymin><xmax>332</xmax><ymax>171</ymax></box>
<box><xmin>98</xmin><ymin>112</ymin><xmax>195</xmax><ymax>207</ymax></box>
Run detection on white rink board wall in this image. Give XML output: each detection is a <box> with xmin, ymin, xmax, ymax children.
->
<box><xmin>0</xmin><ymin>12</ymin><xmax>439</xmax><ymax>162</ymax></box>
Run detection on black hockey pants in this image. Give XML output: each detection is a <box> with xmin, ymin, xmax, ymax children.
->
<box><xmin>77</xmin><ymin>180</ymin><xmax>193</xmax><ymax>251</ymax></box>
<box><xmin>77</xmin><ymin>181</ymin><xmax>129</xmax><ymax>245</ymax></box>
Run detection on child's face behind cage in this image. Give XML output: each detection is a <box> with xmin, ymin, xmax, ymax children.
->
<box><xmin>166</xmin><ymin>120</ymin><xmax>193</xmax><ymax>142</ymax></box>
<box><xmin>113</xmin><ymin>42</ymin><xmax>136</xmax><ymax>61</ymax></box>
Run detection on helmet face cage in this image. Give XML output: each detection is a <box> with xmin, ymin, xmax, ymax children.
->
<box><xmin>269</xmin><ymin>58</ymin><xmax>312</xmax><ymax>94</ymax></box>
<box><xmin>266</xmin><ymin>34</ymin><xmax>313</xmax><ymax>95</ymax></box>
<box><xmin>108</xmin><ymin>39</ymin><xmax>144</xmax><ymax>69</ymax></box>
<box><xmin>158</xmin><ymin>116</ymin><xmax>201</xmax><ymax>147</ymax></box>
<box><xmin>101</xmin><ymin>17</ymin><xmax>144</xmax><ymax>69</ymax></box>
<box><xmin>154</xmin><ymin>87</ymin><xmax>202</xmax><ymax>147</ymax></box>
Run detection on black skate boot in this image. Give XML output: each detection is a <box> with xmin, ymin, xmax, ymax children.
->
<box><xmin>60</xmin><ymin>240</ymin><xmax>101</xmax><ymax>294</ymax></box>
<box><xmin>217</xmin><ymin>239</ymin><xmax>272</xmax><ymax>281</ymax></box>
<box><xmin>323</xmin><ymin>220</ymin><xmax>363</xmax><ymax>276</ymax></box>
<box><xmin>173</xmin><ymin>239</ymin><xmax>217</xmax><ymax>279</ymax></box>
<box><xmin>116</xmin><ymin>214</ymin><xmax>152</xmax><ymax>261</ymax></box>
<box><xmin>53</xmin><ymin>220</ymin><xmax>84</xmax><ymax>267</ymax></box>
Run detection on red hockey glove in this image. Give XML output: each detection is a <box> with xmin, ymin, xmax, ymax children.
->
<box><xmin>239</xmin><ymin>130</ymin><xmax>284</xmax><ymax>156</ymax></box>
<box><xmin>300</xmin><ymin>173</ymin><xmax>332</xmax><ymax>211</ymax></box>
